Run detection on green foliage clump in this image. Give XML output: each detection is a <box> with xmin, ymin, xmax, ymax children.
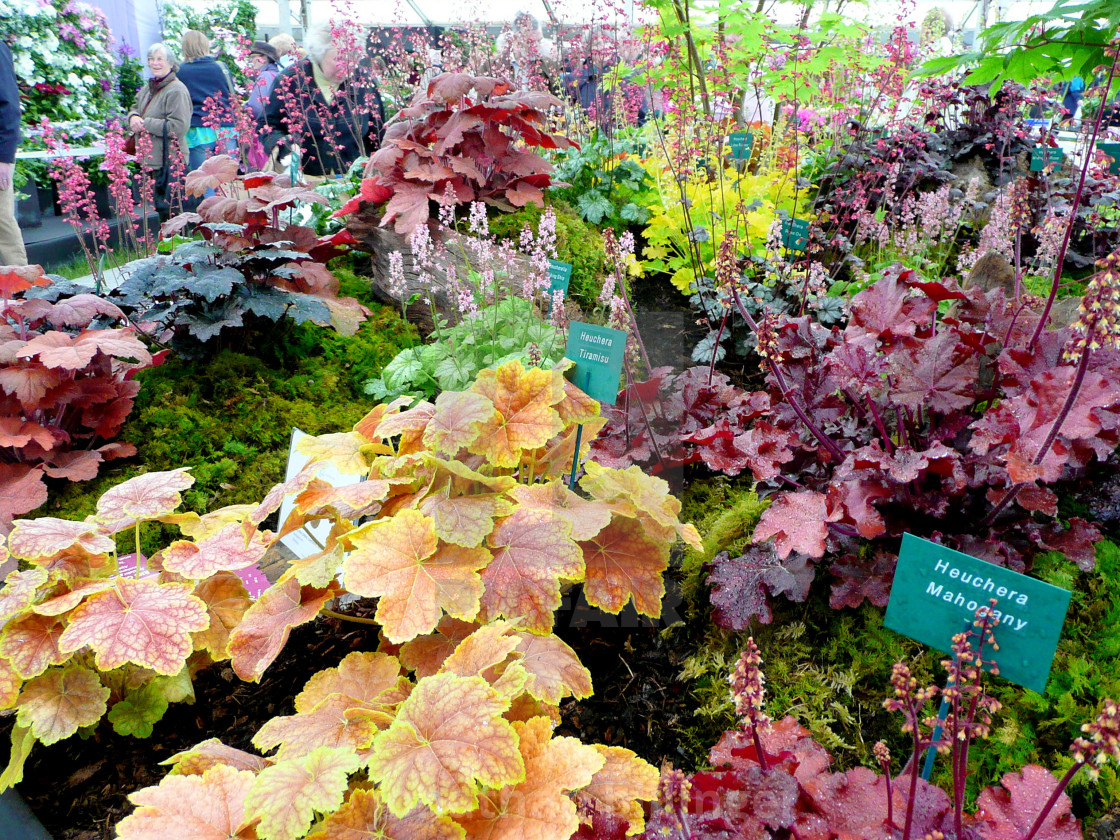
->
<box><xmin>45</xmin><ymin>257</ymin><xmax>416</xmax><ymax>555</ymax></box>
<box><xmin>487</xmin><ymin>199</ymin><xmax>608</xmax><ymax>308</ymax></box>
<box><xmin>366</xmin><ymin>296</ymin><xmax>564</xmax><ymax>400</ymax></box>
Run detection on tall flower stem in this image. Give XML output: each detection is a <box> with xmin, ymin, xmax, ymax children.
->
<box><xmin>1029</xmin><ymin>48</ymin><xmax>1119</xmax><ymax>350</ymax></box>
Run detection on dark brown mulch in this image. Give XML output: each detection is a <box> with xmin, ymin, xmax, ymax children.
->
<box><xmin>4</xmin><ymin>596</ymin><xmax>698</xmax><ymax>840</ymax></box>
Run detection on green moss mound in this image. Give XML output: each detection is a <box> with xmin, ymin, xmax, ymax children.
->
<box><xmin>673</xmin><ymin>477</ymin><xmax>1120</xmax><ymax>825</ymax></box>
<box><xmin>45</xmin><ymin>256</ymin><xmax>417</xmax><ymax>555</ymax></box>
<box><xmin>488</xmin><ymin>198</ymin><xmax>609</xmax><ymax>308</ymax></box>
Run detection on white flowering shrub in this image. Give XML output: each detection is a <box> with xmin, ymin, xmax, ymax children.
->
<box><xmin>0</xmin><ymin>0</ymin><xmax>117</xmax><ymax>124</ymax></box>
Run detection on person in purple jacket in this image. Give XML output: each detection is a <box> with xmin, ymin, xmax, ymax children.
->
<box><xmin>0</xmin><ymin>38</ymin><xmax>27</xmax><ymax>266</ymax></box>
<box><xmin>246</xmin><ymin>41</ymin><xmax>282</xmax><ymax>120</ymax></box>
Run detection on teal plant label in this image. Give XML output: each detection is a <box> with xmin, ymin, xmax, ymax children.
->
<box><xmin>729</xmin><ymin>131</ymin><xmax>754</xmax><ymax>160</ymax></box>
<box><xmin>885</xmin><ymin>534</ymin><xmax>1071</xmax><ymax>693</ymax></box>
<box><xmin>1030</xmin><ymin>146</ymin><xmax>1064</xmax><ymax>171</ymax></box>
<box><xmin>564</xmin><ymin>321</ymin><xmax>627</xmax><ymax>405</ymax></box>
<box><xmin>781</xmin><ymin>217</ymin><xmax>811</xmax><ymax>253</ymax></box>
<box><xmin>1100</xmin><ymin>142</ymin><xmax>1120</xmax><ymax>176</ymax></box>
<box><xmin>548</xmin><ymin>260</ymin><xmax>573</xmax><ymax>297</ymax></box>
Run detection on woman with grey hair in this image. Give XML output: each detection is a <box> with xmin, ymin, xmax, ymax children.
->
<box><xmin>262</xmin><ymin>21</ymin><xmax>385</xmax><ymax>178</ymax></box>
<box><xmin>127</xmin><ymin>42</ymin><xmax>191</xmax><ymax>218</ymax></box>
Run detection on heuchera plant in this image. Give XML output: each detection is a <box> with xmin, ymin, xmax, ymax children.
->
<box><xmin>126</xmin><ymin>156</ymin><xmax>369</xmax><ymax>355</ymax></box>
<box><xmin>0</xmin><ymin>266</ymin><xmax>153</xmax><ymax>526</ymax></box>
<box><xmin>628</xmin><ymin>617</ymin><xmax>1120</xmax><ymax>840</ymax></box>
<box><xmin>0</xmin><ymin>467</ymin><xmax>278</xmax><ymax>788</ymax></box>
<box><xmin>112</xmin><ymin>358</ymin><xmax>700</xmax><ymax>839</ymax></box>
<box><xmin>590</xmin><ymin>366</ymin><xmax>773</xmax><ymax>480</ymax></box>
<box><xmin>706</xmin><ymin>259</ymin><xmax>1120</xmax><ymax>627</ymax></box>
<box><xmin>338</xmin><ymin>73</ymin><xmax>576</xmax><ymax>234</ymax></box>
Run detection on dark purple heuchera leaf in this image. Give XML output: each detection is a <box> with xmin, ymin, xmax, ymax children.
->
<box><xmin>803</xmin><ymin>767</ymin><xmax>952</xmax><ymax>840</ymax></box>
<box><xmin>710</xmin><ymin>717</ymin><xmax>832</xmax><ymax>785</ymax></box>
<box><xmin>846</xmin><ymin>267</ymin><xmax>936</xmax><ymax>344</ymax></box>
<box><xmin>685</xmin><ymin>765</ymin><xmax>799</xmax><ymax>838</ymax></box>
<box><xmin>732</xmin><ymin>422</ymin><xmax>799</xmax><ymax>481</ymax></box>
<box><xmin>825</xmin><ymin>340</ymin><xmax>888</xmax><ymax>398</ymax></box>
<box><xmin>753</xmin><ymin>491</ymin><xmax>840</xmax><ymax>560</ymax></box>
<box><xmin>708</xmin><ymin>546</ymin><xmax>815</xmax><ymax>628</ymax></box>
<box><xmin>1027</xmin><ymin>517</ymin><xmax>1101</xmax><ymax>572</ymax></box>
<box><xmin>974</xmin><ymin>765</ymin><xmax>1081</xmax><ymax>840</ymax></box>
<box><xmin>590</xmin><ymin>367</ymin><xmax>771</xmax><ymax>478</ymax></box>
<box><xmin>889</xmin><ymin>331</ymin><xmax>980</xmax><ymax>414</ymax></box>
<box><xmin>829</xmin><ymin>551</ymin><xmax>897</xmax><ymax>609</ymax></box>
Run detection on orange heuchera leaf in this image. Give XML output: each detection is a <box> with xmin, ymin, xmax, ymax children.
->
<box><xmin>58</xmin><ymin>578</ymin><xmax>209</xmax><ymax>674</ymax></box>
<box><xmin>229</xmin><ymin>578</ymin><xmax>336</xmax><ymax>682</ymax></box>
<box><xmin>0</xmin><ymin>656</ymin><xmax>21</xmax><ymax>710</ymax></box>
<box><xmin>306</xmin><ymin>788</ymin><xmax>464</xmax><ymax>840</ymax></box>
<box><xmin>579</xmin><ymin>462</ymin><xmax>688</xmax><ymax>545</ymax></box>
<box><xmin>253</xmin><ymin>694</ymin><xmax>383</xmax><ymax>762</ymax></box>
<box><xmin>578</xmin><ymin>517</ymin><xmax>667</xmax><ymax>617</ymax></box>
<box><xmin>455</xmin><ymin>716</ymin><xmax>604</xmax><ymax>840</ymax></box>
<box><xmin>480</xmin><ymin>509</ymin><xmax>583</xmax><ymax>633</ymax></box>
<box><xmin>556</xmin><ymin>375</ymin><xmax>601</xmax><ymax>426</ymax></box>
<box><xmin>243</xmin><ymin>746</ymin><xmax>360</xmax><ymax>840</ymax></box>
<box><xmin>398</xmin><ymin>618</ymin><xmax>478</xmax><ymax>678</ymax></box>
<box><xmin>343</xmin><ymin>509</ymin><xmax>486</xmax><ymax>644</ymax></box>
<box><xmin>440</xmin><ymin>620</ymin><xmax>520</xmax><ymax>680</ymax></box>
<box><xmin>525</xmin><ymin>417</ymin><xmax>606</xmax><ymax>481</ymax></box>
<box><xmin>373</xmin><ymin>400</ymin><xmax>435</xmax><ymax>444</ymax></box>
<box><xmin>8</xmin><ymin>517</ymin><xmax>115</xmax><ymax>560</ymax></box>
<box><xmin>297</xmin><ymin>432</ymin><xmax>372</xmax><ymax>476</ymax></box>
<box><xmin>0</xmin><ymin>612</ymin><xmax>66</xmax><ymax>678</ymax></box>
<box><xmin>574</xmin><ymin>745</ymin><xmax>660</xmax><ymax>835</ymax></box>
<box><xmin>418</xmin><ymin>489</ymin><xmax>513</xmax><ymax>548</ymax></box>
<box><xmin>422</xmin><ymin>390</ymin><xmax>498</xmax><ymax>456</ymax></box>
<box><xmin>250</xmin><ymin>462</ymin><xmax>325</xmax><ymax>527</ymax></box>
<box><xmin>117</xmin><ymin>764</ymin><xmax>258</xmax><ymax>840</ymax></box>
<box><xmin>368</xmin><ymin>672</ymin><xmax>524</xmax><ymax>818</ymax></box>
<box><xmin>511</xmin><ymin>632</ymin><xmax>593</xmax><ymax>704</ymax></box>
<box><xmin>293</xmin><ymin>480</ymin><xmax>392</xmax><ymax>521</ymax></box>
<box><xmin>163</xmin><ymin>738</ymin><xmax>270</xmax><ymax>776</ymax></box>
<box><xmin>96</xmin><ymin>468</ymin><xmax>195</xmax><ymax>532</ymax></box>
<box><xmin>508</xmin><ymin>481</ymin><xmax>612</xmax><ymax>541</ymax></box>
<box><xmin>0</xmin><ymin>568</ymin><xmax>48</xmax><ymax>623</ymax></box>
<box><xmin>15</xmin><ymin>664</ymin><xmax>109</xmax><ymax>744</ymax></box>
<box><xmin>192</xmin><ymin>573</ymin><xmax>252</xmax><ymax>660</ymax></box>
<box><xmin>283</xmin><ymin>541</ymin><xmax>344</xmax><ymax>589</ymax></box>
<box><xmin>469</xmin><ymin>360</ymin><xmax>564</xmax><ymax>468</ymax></box>
<box><xmin>161</xmin><ymin>523</ymin><xmax>273</xmax><ymax>579</ymax></box>
<box><xmin>295</xmin><ymin>651</ymin><xmax>408</xmax><ymax>713</ymax></box>
<box><xmin>30</xmin><ymin>578</ymin><xmax>113</xmax><ymax>616</ymax></box>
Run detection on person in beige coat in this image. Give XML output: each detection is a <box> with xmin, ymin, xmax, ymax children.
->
<box><xmin>128</xmin><ymin>42</ymin><xmax>191</xmax><ymax>217</ymax></box>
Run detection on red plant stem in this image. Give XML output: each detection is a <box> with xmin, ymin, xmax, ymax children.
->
<box><xmin>982</xmin><ymin>343</ymin><xmax>1092</xmax><ymax>527</ymax></box>
<box><xmin>884</xmin><ymin>771</ymin><xmax>894</xmax><ymax>828</ymax></box>
<box><xmin>731</xmin><ymin>288</ymin><xmax>846</xmax><ymax>463</ymax></box>
<box><xmin>902</xmin><ymin>724</ymin><xmax>921</xmax><ymax>840</ymax></box>
<box><xmin>1029</xmin><ymin>51</ymin><xmax>1120</xmax><ymax>350</ymax></box>
<box><xmin>749</xmin><ymin>720</ymin><xmax>770</xmax><ymax>774</ymax></box>
<box><xmin>1021</xmin><ymin>762</ymin><xmax>1084</xmax><ymax>840</ymax></box>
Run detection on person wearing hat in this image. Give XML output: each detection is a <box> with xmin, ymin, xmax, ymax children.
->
<box><xmin>246</xmin><ymin>40</ymin><xmax>282</xmax><ymax>119</ymax></box>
